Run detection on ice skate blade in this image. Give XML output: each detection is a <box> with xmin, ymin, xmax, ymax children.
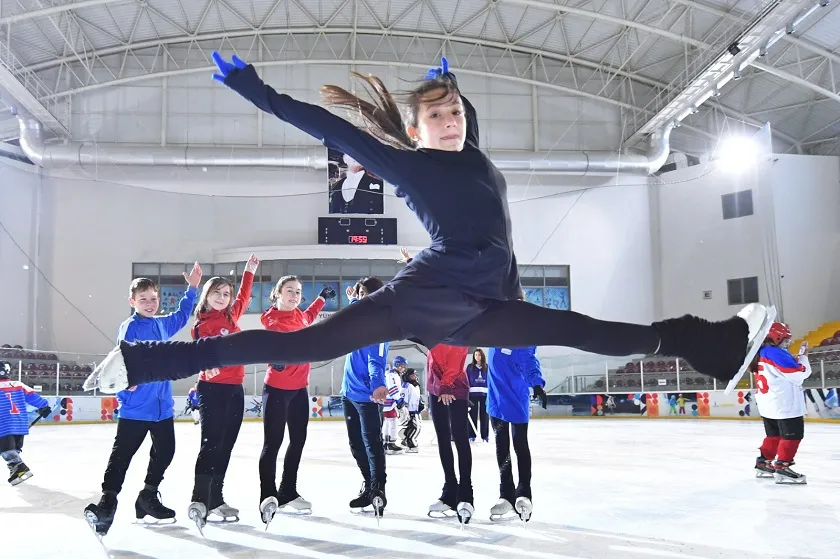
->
<box><xmin>490</xmin><ymin>512</ymin><xmax>517</xmax><ymax>522</ymax></box>
<box><xmin>279</xmin><ymin>507</ymin><xmax>312</xmax><ymax>516</ymax></box>
<box><xmin>9</xmin><ymin>471</ymin><xmax>33</xmax><ymax>486</ymax></box>
<box><xmin>427</xmin><ymin>510</ymin><xmax>457</xmax><ymax>519</ymax></box>
<box><xmin>725</xmin><ymin>304</ymin><xmax>776</xmax><ymax>394</ymax></box>
<box><xmin>206</xmin><ymin>516</ymin><xmax>239</xmax><ymax>523</ymax></box>
<box><xmin>755</xmin><ymin>471</ymin><xmax>775</xmax><ymax>478</ymax></box>
<box><xmin>134</xmin><ymin>517</ymin><xmax>177</xmax><ymax>526</ymax></box>
<box><xmin>774</xmin><ymin>474</ymin><xmax>807</xmax><ymax>485</ymax></box>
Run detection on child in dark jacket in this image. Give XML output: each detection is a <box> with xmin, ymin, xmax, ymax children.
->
<box><xmin>84</xmin><ymin>263</ymin><xmax>201</xmax><ymax>538</ymax></box>
<box><xmin>466</xmin><ymin>348</ymin><xmax>490</xmax><ymax>442</ymax></box>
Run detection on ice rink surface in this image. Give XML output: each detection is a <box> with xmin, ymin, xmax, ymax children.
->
<box><xmin>2</xmin><ymin>418</ymin><xmax>838</xmax><ymax>559</ymax></box>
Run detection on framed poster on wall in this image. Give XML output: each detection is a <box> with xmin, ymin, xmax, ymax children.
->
<box><xmin>327</xmin><ymin>148</ymin><xmax>385</xmax><ymax>214</ymax></box>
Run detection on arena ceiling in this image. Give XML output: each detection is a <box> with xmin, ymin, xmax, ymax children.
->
<box><xmin>0</xmin><ymin>0</ymin><xmax>838</xmax><ymax>156</ymax></box>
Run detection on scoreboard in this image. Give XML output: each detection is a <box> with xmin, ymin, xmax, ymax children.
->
<box><xmin>318</xmin><ymin>217</ymin><xmax>398</xmax><ymax>245</ymax></box>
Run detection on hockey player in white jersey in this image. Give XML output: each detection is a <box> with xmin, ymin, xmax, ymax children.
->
<box><xmin>383</xmin><ymin>357</ymin><xmax>406</xmax><ymax>454</ymax></box>
<box><xmin>399</xmin><ymin>368</ymin><xmax>422</xmax><ymax>453</ymax></box>
<box><xmin>751</xmin><ymin>322</ymin><xmax>811</xmax><ymax>484</ymax></box>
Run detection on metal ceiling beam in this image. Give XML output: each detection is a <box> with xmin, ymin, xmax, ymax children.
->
<box><xmin>672</xmin><ymin>0</ymin><xmax>840</xmax><ymax>65</ymax></box>
<box><xmin>22</xmin><ymin>26</ymin><xmax>669</xmax><ymax>90</ymax></box>
<box><xmin>0</xmin><ymin>0</ymin><xmax>134</xmax><ymax>25</ymax></box>
<box><xmin>753</xmin><ymin>61</ymin><xmax>840</xmax><ymax>104</ymax></box>
<box><xmin>41</xmin><ymin>57</ymin><xmax>650</xmax><ymax>113</ymax></box>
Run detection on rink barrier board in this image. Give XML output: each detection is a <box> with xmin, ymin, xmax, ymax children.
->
<box><xmin>22</xmin><ymin>391</ymin><xmax>840</xmax><ymax>426</ymax></box>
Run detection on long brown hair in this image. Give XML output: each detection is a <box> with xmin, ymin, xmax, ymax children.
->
<box><xmin>320</xmin><ymin>73</ymin><xmax>460</xmax><ymax>150</ymax></box>
<box><xmin>195</xmin><ymin>276</ymin><xmax>235</xmax><ymax>323</ymax></box>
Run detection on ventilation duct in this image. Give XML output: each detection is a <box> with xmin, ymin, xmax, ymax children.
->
<box><xmin>18</xmin><ymin>119</ymin><xmax>673</xmax><ymax>176</ymax></box>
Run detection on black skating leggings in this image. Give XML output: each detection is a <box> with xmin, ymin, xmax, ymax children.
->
<box><xmin>121</xmin><ymin>298</ymin><xmax>661</xmax><ymax>386</ymax></box>
<box><xmin>491</xmin><ymin>417</ymin><xmax>532</xmax><ymax>503</ymax></box>
<box><xmin>192</xmin><ymin>381</ymin><xmax>244</xmax><ymax>508</ymax></box>
<box><xmin>259</xmin><ymin>386</ymin><xmax>309</xmax><ymax>503</ymax></box>
<box><xmin>429</xmin><ymin>396</ymin><xmax>473</xmax><ymax>507</ymax></box>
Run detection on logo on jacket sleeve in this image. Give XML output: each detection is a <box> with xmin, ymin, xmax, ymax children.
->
<box><xmin>220</xmin><ymin>328</ymin><xmax>229</xmax><ymax>336</ymax></box>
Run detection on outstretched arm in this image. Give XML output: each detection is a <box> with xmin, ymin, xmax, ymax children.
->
<box><xmin>214</xmin><ymin>54</ymin><xmax>413</xmax><ymax>186</ymax></box>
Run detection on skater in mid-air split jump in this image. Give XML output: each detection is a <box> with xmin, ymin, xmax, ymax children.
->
<box><xmin>84</xmin><ymin>53</ymin><xmax>777</xmax><ymax>512</ymax></box>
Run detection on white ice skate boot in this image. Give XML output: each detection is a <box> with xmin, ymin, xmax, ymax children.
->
<box><xmin>84</xmin><ymin>346</ymin><xmax>129</xmax><ymax>393</ymax></box>
<box><xmin>725</xmin><ymin>304</ymin><xmax>776</xmax><ymax>393</ymax></box>
<box><xmin>210</xmin><ymin>502</ymin><xmax>239</xmax><ymax>522</ymax></box>
<box><xmin>428</xmin><ymin>500</ymin><xmax>454</xmax><ymax>518</ymax></box>
<box><xmin>187</xmin><ymin>502</ymin><xmax>207</xmax><ymax>536</ymax></box>
<box><xmin>515</xmin><ymin>497</ymin><xmax>533</xmax><ymax>524</ymax></box>
<box><xmin>281</xmin><ymin>496</ymin><xmax>312</xmax><ymax>515</ymax></box>
<box><xmin>260</xmin><ymin>496</ymin><xmax>279</xmax><ymax>530</ymax></box>
<box><xmin>456</xmin><ymin>502</ymin><xmax>474</xmax><ymax>528</ymax></box>
<box><xmin>489</xmin><ymin>498</ymin><xmax>514</xmax><ymax>521</ymax></box>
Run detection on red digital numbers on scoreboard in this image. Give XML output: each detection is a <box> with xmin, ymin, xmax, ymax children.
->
<box><xmin>348</xmin><ymin>235</ymin><xmax>369</xmax><ymax>244</ymax></box>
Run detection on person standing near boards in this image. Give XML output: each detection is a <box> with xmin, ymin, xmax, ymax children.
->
<box><xmin>466</xmin><ymin>349</ymin><xmax>490</xmax><ymax>442</ymax></box>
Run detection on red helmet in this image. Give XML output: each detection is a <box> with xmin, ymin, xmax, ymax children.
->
<box><xmin>766</xmin><ymin>322</ymin><xmax>792</xmax><ymax>345</ymax></box>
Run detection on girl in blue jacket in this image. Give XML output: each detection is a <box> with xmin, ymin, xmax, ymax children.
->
<box><xmin>340</xmin><ymin>277</ymin><xmax>390</xmax><ymax>518</ymax></box>
<box><xmin>487</xmin><ymin>345</ymin><xmax>547</xmax><ymax>522</ymax></box>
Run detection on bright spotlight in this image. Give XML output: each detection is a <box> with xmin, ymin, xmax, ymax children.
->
<box><xmin>716</xmin><ymin>136</ymin><xmax>759</xmax><ymax>173</ymax></box>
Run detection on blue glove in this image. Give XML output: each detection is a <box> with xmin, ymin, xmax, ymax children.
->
<box><xmin>212</xmin><ymin>51</ymin><xmax>247</xmax><ymax>83</ymax></box>
<box><xmin>424</xmin><ymin>56</ymin><xmax>449</xmax><ymax>81</ymax></box>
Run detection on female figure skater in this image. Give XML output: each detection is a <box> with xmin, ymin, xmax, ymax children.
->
<box><xmin>258</xmin><ymin>275</ymin><xmax>336</xmax><ymax>526</ymax></box>
<box><xmin>85</xmin><ymin>55</ymin><xmax>774</xmax><ymax>466</ymax></box>
<box><xmin>186</xmin><ymin>254</ymin><xmax>259</xmax><ymax>532</ymax></box>
<box><xmin>486</xmin><ymin>344</ymin><xmax>547</xmax><ymax>522</ymax></box>
<box><xmin>341</xmin><ymin>278</ymin><xmax>390</xmax><ymax>517</ymax></box>
<box><xmin>752</xmin><ymin>323</ymin><xmax>811</xmax><ymax>484</ymax></box>
<box><xmin>426</xmin><ymin>343</ymin><xmax>473</xmax><ymax>523</ymax></box>
<box><xmin>466</xmin><ymin>349</ymin><xmax>490</xmax><ymax>442</ymax></box>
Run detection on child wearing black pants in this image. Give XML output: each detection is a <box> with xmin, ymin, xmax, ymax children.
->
<box><xmin>487</xmin><ymin>345</ymin><xmax>546</xmax><ymax>521</ymax></box>
<box><xmin>426</xmin><ymin>344</ymin><xmax>473</xmax><ymax>524</ymax></box>
<box><xmin>187</xmin><ymin>256</ymin><xmax>258</xmax><ymax>530</ymax></box>
<box><xmin>85</xmin><ymin>269</ymin><xmax>200</xmax><ymax>537</ymax></box>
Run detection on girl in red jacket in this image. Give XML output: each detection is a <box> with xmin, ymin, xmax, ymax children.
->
<box><xmin>187</xmin><ymin>254</ymin><xmax>259</xmax><ymax>532</ymax></box>
<box><xmin>426</xmin><ymin>343</ymin><xmax>473</xmax><ymax>524</ymax></box>
<box><xmin>258</xmin><ymin>275</ymin><xmax>336</xmax><ymax>526</ymax></box>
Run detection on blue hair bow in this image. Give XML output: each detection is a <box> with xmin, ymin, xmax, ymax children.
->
<box><xmin>424</xmin><ymin>56</ymin><xmax>449</xmax><ymax>81</ymax></box>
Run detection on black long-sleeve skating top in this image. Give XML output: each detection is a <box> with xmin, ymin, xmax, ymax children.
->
<box><xmin>224</xmin><ymin>65</ymin><xmax>521</xmax><ymax>301</ymax></box>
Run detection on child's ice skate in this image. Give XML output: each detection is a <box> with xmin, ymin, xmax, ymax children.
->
<box><xmin>349</xmin><ymin>484</ymin><xmax>372</xmax><ymax>513</ymax></box>
<box><xmin>7</xmin><ymin>462</ymin><xmax>32</xmax><ymax>486</ymax></box>
<box><xmin>774</xmin><ymin>461</ymin><xmax>807</xmax><ymax>484</ymax></box>
<box><xmin>755</xmin><ymin>456</ymin><xmax>775</xmax><ymax>478</ymax></box>
<box><xmin>209</xmin><ymin>502</ymin><xmax>239</xmax><ymax>522</ymax></box>
<box><xmin>84</xmin><ymin>345</ymin><xmax>129</xmax><ymax>393</ymax></box>
<box><xmin>515</xmin><ymin>497</ymin><xmax>532</xmax><ymax>526</ymax></box>
<box><xmin>187</xmin><ymin>502</ymin><xmax>207</xmax><ymax>536</ymax></box>
<box><xmin>456</xmin><ymin>502</ymin><xmax>474</xmax><ymax>529</ymax></box>
<box><xmin>427</xmin><ymin>500</ymin><xmax>455</xmax><ymax>519</ymax></box>
<box><xmin>489</xmin><ymin>498</ymin><xmax>515</xmax><ymax>521</ymax></box>
<box><xmin>260</xmin><ymin>496</ymin><xmax>279</xmax><ymax>530</ymax></box>
<box><xmin>84</xmin><ymin>492</ymin><xmax>118</xmax><ymax>540</ymax></box>
<box><xmin>279</xmin><ymin>495</ymin><xmax>312</xmax><ymax>515</ymax></box>
<box><xmin>135</xmin><ymin>487</ymin><xmax>176</xmax><ymax>523</ymax></box>
<box><xmin>370</xmin><ymin>489</ymin><xmax>386</xmax><ymax>526</ymax></box>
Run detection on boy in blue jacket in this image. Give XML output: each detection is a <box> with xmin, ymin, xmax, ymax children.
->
<box><xmin>486</xmin><ymin>345</ymin><xmax>547</xmax><ymax>523</ymax></box>
<box><xmin>340</xmin><ymin>278</ymin><xmax>390</xmax><ymax>517</ymax></box>
<box><xmin>0</xmin><ymin>361</ymin><xmax>51</xmax><ymax>485</ymax></box>
<box><xmin>84</xmin><ymin>264</ymin><xmax>201</xmax><ymax>537</ymax></box>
